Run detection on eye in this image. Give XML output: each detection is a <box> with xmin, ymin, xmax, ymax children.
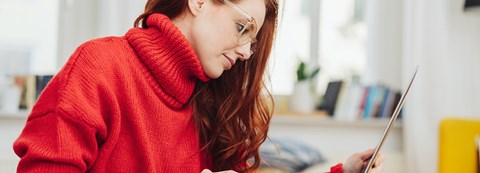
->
<box><xmin>236</xmin><ymin>23</ymin><xmax>246</xmax><ymax>33</ymax></box>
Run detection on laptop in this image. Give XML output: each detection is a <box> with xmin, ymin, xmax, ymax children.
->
<box><xmin>363</xmin><ymin>66</ymin><xmax>419</xmax><ymax>173</ymax></box>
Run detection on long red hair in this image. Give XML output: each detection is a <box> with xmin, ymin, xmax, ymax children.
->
<box><xmin>135</xmin><ymin>0</ymin><xmax>279</xmax><ymax>172</ymax></box>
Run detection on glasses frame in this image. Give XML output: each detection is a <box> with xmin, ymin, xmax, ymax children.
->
<box><xmin>222</xmin><ymin>0</ymin><xmax>258</xmax><ymax>54</ymax></box>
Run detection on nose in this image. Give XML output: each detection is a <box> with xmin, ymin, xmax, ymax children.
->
<box><xmin>234</xmin><ymin>42</ymin><xmax>252</xmax><ymax>61</ymax></box>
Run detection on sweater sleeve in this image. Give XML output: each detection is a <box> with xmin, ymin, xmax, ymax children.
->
<box><xmin>13</xmin><ymin>110</ymin><xmax>99</xmax><ymax>173</ymax></box>
<box><xmin>327</xmin><ymin>163</ymin><xmax>344</xmax><ymax>173</ymax></box>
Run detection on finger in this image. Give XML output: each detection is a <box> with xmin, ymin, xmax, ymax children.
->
<box><xmin>374</xmin><ymin>154</ymin><xmax>386</xmax><ymax>167</ymax></box>
<box><xmin>372</xmin><ymin>164</ymin><xmax>385</xmax><ymax>173</ymax></box>
<box><xmin>359</xmin><ymin>148</ymin><xmax>376</xmax><ymax>160</ymax></box>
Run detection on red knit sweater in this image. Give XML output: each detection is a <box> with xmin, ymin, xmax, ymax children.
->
<box><xmin>14</xmin><ymin>14</ymin><xmax>210</xmax><ymax>172</ymax></box>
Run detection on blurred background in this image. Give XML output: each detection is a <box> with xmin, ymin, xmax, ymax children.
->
<box><xmin>0</xmin><ymin>0</ymin><xmax>479</xmax><ymax>172</ymax></box>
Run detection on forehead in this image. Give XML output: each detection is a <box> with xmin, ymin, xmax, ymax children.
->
<box><xmin>230</xmin><ymin>0</ymin><xmax>266</xmax><ymax>29</ymax></box>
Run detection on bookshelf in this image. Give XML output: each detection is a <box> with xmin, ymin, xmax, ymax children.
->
<box><xmin>272</xmin><ymin>113</ymin><xmax>402</xmax><ymax>128</ymax></box>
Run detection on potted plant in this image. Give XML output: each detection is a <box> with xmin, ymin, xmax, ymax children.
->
<box><xmin>290</xmin><ymin>60</ymin><xmax>320</xmax><ymax>113</ymax></box>
<box><xmin>296</xmin><ymin>61</ymin><xmax>320</xmax><ymax>82</ymax></box>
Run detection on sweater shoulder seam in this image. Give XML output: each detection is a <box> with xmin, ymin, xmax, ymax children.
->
<box><xmin>56</xmin><ymin>42</ymin><xmax>101</xmax><ymax>128</ymax></box>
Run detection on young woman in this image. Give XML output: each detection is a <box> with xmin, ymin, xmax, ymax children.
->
<box><xmin>13</xmin><ymin>0</ymin><xmax>384</xmax><ymax>172</ymax></box>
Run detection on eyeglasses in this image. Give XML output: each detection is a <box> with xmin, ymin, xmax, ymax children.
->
<box><xmin>222</xmin><ymin>0</ymin><xmax>258</xmax><ymax>55</ymax></box>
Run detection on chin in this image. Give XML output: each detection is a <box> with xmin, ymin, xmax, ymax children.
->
<box><xmin>205</xmin><ymin>69</ymin><xmax>224</xmax><ymax>79</ymax></box>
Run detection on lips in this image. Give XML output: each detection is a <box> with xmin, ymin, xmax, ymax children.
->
<box><xmin>223</xmin><ymin>54</ymin><xmax>235</xmax><ymax>69</ymax></box>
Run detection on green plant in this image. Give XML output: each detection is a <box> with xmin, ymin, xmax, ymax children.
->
<box><xmin>296</xmin><ymin>61</ymin><xmax>320</xmax><ymax>81</ymax></box>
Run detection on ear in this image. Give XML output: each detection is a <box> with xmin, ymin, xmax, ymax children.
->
<box><xmin>188</xmin><ymin>0</ymin><xmax>206</xmax><ymax>16</ymax></box>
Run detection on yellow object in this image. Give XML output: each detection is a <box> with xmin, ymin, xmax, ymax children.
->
<box><xmin>439</xmin><ymin>118</ymin><xmax>480</xmax><ymax>173</ymax></box>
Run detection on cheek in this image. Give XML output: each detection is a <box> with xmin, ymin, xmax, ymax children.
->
<box><xmin>189</xmin><ymin>14</ymin><xmax>239</xmax><ymax>70</ymax></box>
<box><xmin>190</xmin><ymin>24</ymin><xmax>217</xmax><ymax>56</ymax></box>
<box><xmin>211</xmin><ymin>15</ymin><xmax>238</xmax><ymax>47</ymax></box>
<box><xmin>198</xmin><ymin>26</ymin><xmax>232</xmax><ymax>56</ymax></box>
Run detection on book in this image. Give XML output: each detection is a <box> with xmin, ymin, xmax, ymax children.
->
<box><xmin>35</xmin><ymin>75</ymin><xmax>53</xmax><ymax>99</ymax></box>
<box><xmin>371</xmin><ymin>86</ymin><xmax>387</xmax><ymax>118</ymax></box>
<box><xmin>357</xmin><ymin>87</ymin><xmax>370</xmax><ymax>119</ymax></box>
<box><xmin>362</xmin><ymin>86</ymin><xmax>377</xmax><ymax>119</ymax></box>
<box><xmin>317</xmin><ymin>80</ymin><xmax>343</xmax><ymax>115</ymax></box>
<box><xmin>14</xmin><ymin>75</ymin><xmax>36</xmax><ymax>110</ymax></box>
<box><xmin>13</xmin><ymin>75</ymin><xmax>54</xmax><ymax>110</ymax></box>
<box><xmin>379</xmin><ymin>89</ymin><xmax>401</xmax><ymax>118</ymax></box>
<box><xmin>334</xmin><ymin>82</ymin><xmax>364</xmax><ymax>121</ymax></box>
<box><xmin>378</xmin><ymin>88</ymin><xmax>394</xmax><ymax>118</ymax></box>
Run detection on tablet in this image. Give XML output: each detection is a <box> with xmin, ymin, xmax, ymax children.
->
<box><xmin>363</xmin><ymin>66</ymin><xmax>418</xmax><ymax>173</ymax></box>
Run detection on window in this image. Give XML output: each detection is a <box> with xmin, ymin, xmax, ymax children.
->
<box><xmin>268</xmin><ymin>0</ymin><xmax>367</xmax><ymax>95</ymax></box>
<box><xmin>0</xmin><ymin>0</ymin><xmax>59</xmax><ymax>75</ymax></box>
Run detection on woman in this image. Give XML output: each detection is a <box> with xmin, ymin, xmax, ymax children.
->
<box><xmin>13</xmin><ymin>0</ymin><xmax>383</xmax><ymax>172</ymax></box>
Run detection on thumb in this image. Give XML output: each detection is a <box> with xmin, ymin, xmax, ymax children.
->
<box><xmin>201</xmin><ymin>169</ymin><xmax>213</xmax><ymax>173</ymax></box>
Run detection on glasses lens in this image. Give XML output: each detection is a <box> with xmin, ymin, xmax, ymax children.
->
<box><xmin>223</xmin><ymin>0</ymin><xmax>258</xmax><ymax>54</ymax></box>
<box><xmin>238</xmin><ymin>20</ymin><xmax>257</xmax><ymax>55</ymax></box>
<box><xmin>238</xmin><ymin>19</ymin><xmax>257</xmax><ymax>45</ymax></box>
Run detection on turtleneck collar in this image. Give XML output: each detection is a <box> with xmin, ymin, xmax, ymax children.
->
<box><xmin>125</xmin><ymin>13</ymin><xmax>209</xmax><ymax>109</ymax></box>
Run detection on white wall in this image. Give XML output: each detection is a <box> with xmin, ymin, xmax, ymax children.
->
<box><xmin>57</xmin><ymin>0</ymin><xmax>144</xmax><ymax>69</ymax></box>
<box><xmin>57</xmin><ymin>0</ymin><xmax>98</xmax><ymax>69</ymax></box>
<box><xmin>402</xmin><ymin>0</ymin><xmax>480</xmax><ymax>172</ymax></box>
<box><xmin>97</xmin><ymin>0</ymin><xmax>145</xmax><ymax>37</ymax></box>
<box><xmin>364</xmin><ymin>0</ymin><xmax>403</xmax><ymax>89</ymax></box>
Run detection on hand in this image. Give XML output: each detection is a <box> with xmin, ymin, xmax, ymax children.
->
<box><xmin>342</xmin><ymin>148</ymin><xmax>385</xmax><ymax>173</ymax></box>
<box><xmin>201</xmin><ymin>169</ymin><xmax>237</xmax><ymax>173</ymax></box>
